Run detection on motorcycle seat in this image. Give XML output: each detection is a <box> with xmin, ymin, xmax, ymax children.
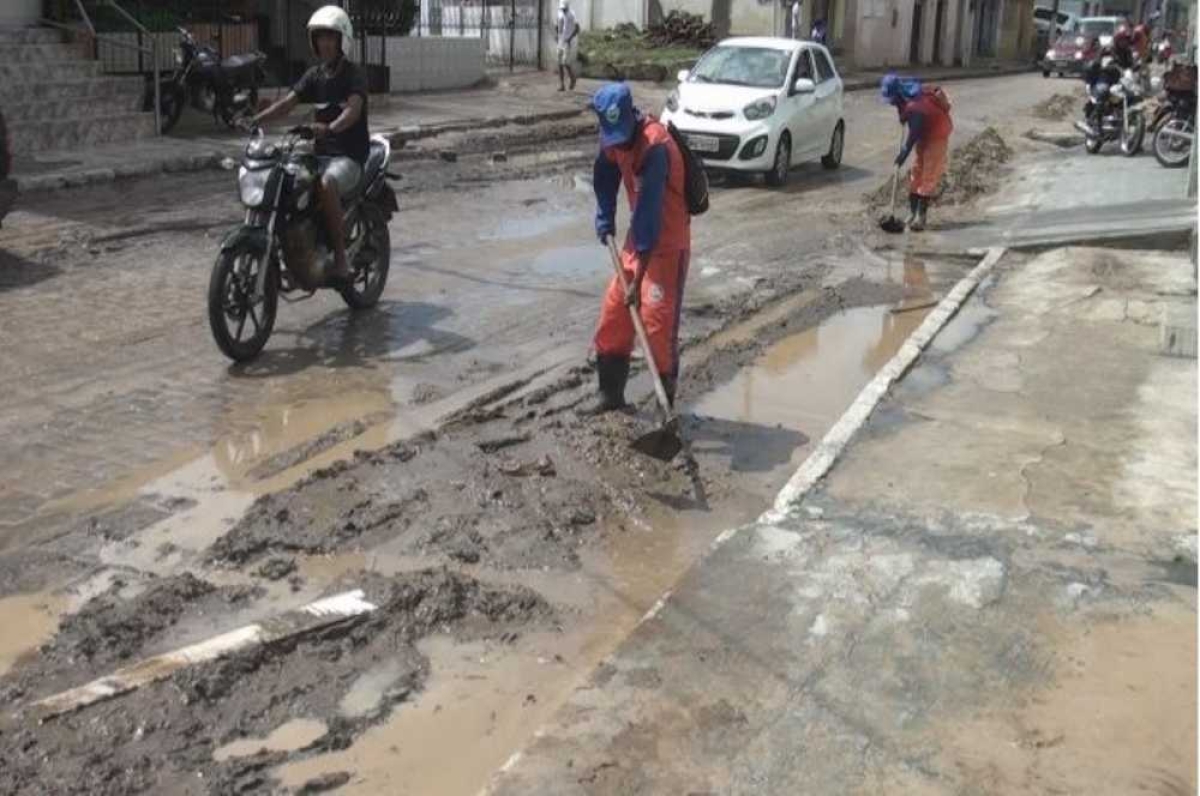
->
<box><xmin>221</xmin><ymin>52</ymin><xmax>262</xmax><ymax>71</ymax></box>
<box><xmin>345</xmin><ymin>140</ymin><xmax>389</xmax><ymax>204</ymax></box>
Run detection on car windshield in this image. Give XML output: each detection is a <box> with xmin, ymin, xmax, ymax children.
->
<box><xmin>690</xmin><ymin>46</ymin><xmax>792</xmax><ymax>89</ymax></box>
<box><xmin>1079</xmin><ymin>19</ymin><xmax>1115</xmax><ymax>36</ymax></box>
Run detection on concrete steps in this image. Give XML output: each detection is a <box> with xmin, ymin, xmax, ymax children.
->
<box><xmin>0</xmin><ymin>60</ymin><xmax>102</xmax><ymax>82</ymax></box>
<box><xmin>0</xmin><ymin>27</ymin><xmax>64</xmax><ymax>45</ymax></box>
<box><xmin>0</xmin><ymin>26</ymin><xmax>158</xmax><ymax>155</ymax></box>
<box><xmin>0</xmin><ymin>76</ymin><xmax>145</xmax><ymax>106</ymax></box>
<box><xmin>9</xmin><ymin>112</ymin><xmax>157</xmax><ymax>156</ymax></box>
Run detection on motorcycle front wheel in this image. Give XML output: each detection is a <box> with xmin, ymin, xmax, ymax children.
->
<box><xmin>1085</xmin><ymin>135</ymin><xmax>1103</xmax><ymax>154</ymax></box>
<box><xmin>340</xmin><ymin>207</ymin><xmax>391</xmax><ymax>310</ymax></box>
<box><xmin>208</xmin><ymin>242</ymin><xmax>279</xmax><ymax>362</ymax></box>
<box><xmin>1120</xmin><ymin>112</ymin><xmax>1146</xmax><ymax>157</ymax></box>
<box><xmin>1153</xmin><ymin>118</ymin><xmax>1194</xmax><ymax>168</ymax></box>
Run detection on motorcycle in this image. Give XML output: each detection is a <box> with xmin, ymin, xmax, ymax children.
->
<box><xmin>1150</xmin><ymin>62</ymin><xmax>1197</xmax><ymax>168</ymax></box>
<box><xmin>1154</xmin><ymin>33</ymin><xmax>1173</xmax><ymax>64</ymax></box>
<box><xmin>208</xmin><ymin>125</ymin><xmax>399</xmax><ymax>362</ymax></box>
<box><xmin>1076</xmin><ymin>62</ymin><xmax>1147</xmax><ymax>156</ymax></box>
<box><xmin>144</xmin><ymin>26</ymin><xmax>267</xmax><ymax>134</ymax></box>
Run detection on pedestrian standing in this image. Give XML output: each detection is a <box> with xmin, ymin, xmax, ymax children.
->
<box><xmin>584</xmin><ymin>83</ymin><xmax>691</xmax><ymax>413</ymax></box>
<box><xmin>557</xmin><ymin>0</ymin><xmax>580</xmax><ymax>91</ymax></box>
<box><xmin>881</xmin><ymin>73</ymin><xmax>954</xmax><ymax>232</ymax></box>
<box><xmin>791</xmin><ymin>0</ymin><xmax>803</xmax><ymax>39</ymax></box>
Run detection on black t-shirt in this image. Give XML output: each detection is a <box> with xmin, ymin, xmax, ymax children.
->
<box><xmin>292</xmin><ymin>58</ymin><xmax>370</xmax><ymax>165</ymax></box>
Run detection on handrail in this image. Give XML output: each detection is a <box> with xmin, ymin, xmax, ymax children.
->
<box><xmin>40</xmin><ymin>0</ymin><xmax>163</xmax><ymax>136</ymax></box>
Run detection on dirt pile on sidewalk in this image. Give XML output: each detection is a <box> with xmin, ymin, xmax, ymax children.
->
<box><xmin>0</xmin><ymin>570</ymin><xmax>553</xmax><ymax>796</ymax></box>
<box><xmin>1033</xmin><ymin>93</ymin><xmax>1080</xmax><ymax>121</ymax></box>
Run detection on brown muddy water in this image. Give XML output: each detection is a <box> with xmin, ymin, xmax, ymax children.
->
<box><xmin>0</xmin><ymin>253</ymin><xmax>961</xmax><ymax>795</ymax></box>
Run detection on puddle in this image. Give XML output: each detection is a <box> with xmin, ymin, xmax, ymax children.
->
<box><xmin>212</xmin><ymin>718</ymin><xmax>329</xmax><ymax>762</ymax></box>
<box><xmin>340</xmin><ymin>660</ymin><xmax>414</xmax><ymax>719</ymax></box>
<box><xmin>479</xmin><ymin>213</ymin><xmax>576</xmax><ymax>242</ymax></box>
<box><xmin>527</xmin><ymin>243</ymin><xmax>607</xmax><ymax>279</ymax></box>
<box><xmin>0</xmin><ymin>590</ymin><xmax>68</xmax><ymax>677</ymax></box>
<box><xmin>691</xmin><ymin>304</ymin><xmax>932</xmax><ymax>473</ymax></box>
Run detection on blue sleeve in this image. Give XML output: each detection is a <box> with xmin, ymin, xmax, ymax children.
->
<box><xmin>903</xmin><ymin>111</ymin><xmax>926</xmax><ymax>153</ymax></box>
<box><xmin>630</xmin><ymin>144</ymin><xmax>668</xmax><ymax>254</ymax></box>
<box><xmin>594</xmin><ymin>151</ymin><xmax>620</xmax><ymax>239</ymax></box>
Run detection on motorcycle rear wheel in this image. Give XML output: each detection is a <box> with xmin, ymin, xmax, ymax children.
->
<box><xmin>340</xmin><ymin>207</ymin><xmax>391</xmax><ymax>310</ymax></box>
<box><xmin>143</xmin><ymin>82</ymin><xmax>185</xmax><ymax>134</ymax></box>
<box><xmin>217</xmin><ymin>88</ymin><xmax>259</xmax><ymax>130</ymax></box>
<box><xmin>1120</xmin><ymin>112</ymin><xmax>1146</xmax><ymax>157</ymax></box>
<box><xmin>208</xmin><ymin>243</ymin><xmax>279</xmax><ymax>362</ymax></box>
<box><xmin>1153</xmin><ymin>118</ymin><xmax>1194</xmax><ymax>168</ymax></box>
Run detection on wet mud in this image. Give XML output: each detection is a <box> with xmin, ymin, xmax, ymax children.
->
<box><xmin>0</xmin><ymin>570</ymin><xmax>553</xmax><ymax>796</ymax></box>
<box><xmin>1033</xmin><ymin>92</ymin><xmax>1080</xmax><ymax>121</ymax></box>
<box><xmin>868</xmin><ymin>127</ymin><xmax>1014</xmax><ymax>209</ymax></box>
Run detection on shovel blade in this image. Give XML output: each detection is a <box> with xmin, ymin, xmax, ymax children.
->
<box><xmin>879</xmin><ymin>215</ymin><xmax>906</xmax><ymax>234</ymax></box>
<box><xmin>630</xmin><ymin>426</ymin><xmax>683</xmax><ymax>462</ymax></box>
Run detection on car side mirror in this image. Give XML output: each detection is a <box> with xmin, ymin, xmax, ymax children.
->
<box><xmin>793</xmin><ymin>77</ymin><xmax>816</xmax><ymax>94</ymax></box>
<box><xmin>677</xmin><ymin>69</ymin><xmax>690</xmax><ymax>83</ymax></box>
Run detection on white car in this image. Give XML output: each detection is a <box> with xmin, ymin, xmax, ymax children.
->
<box><xmin>659</xmin><ymin>37</ymin><xmax>845</xmax><ymax>187</ymax></box>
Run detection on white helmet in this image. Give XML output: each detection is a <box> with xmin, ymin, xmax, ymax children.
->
<box><xmin>307</xmin><ymin>5</ymin><xmax>354</xmax><ymax>57</ymax></box>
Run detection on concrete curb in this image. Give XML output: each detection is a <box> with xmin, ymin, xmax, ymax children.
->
<box><xmin>841</xmin><ymin>65</ymin><xmax>1034</xmax><ymax>93</ymax></box>
<box><xmin>763</xmin><ymin>245</ymin><xmax>1007</xmax><ymax>522</ymax></box>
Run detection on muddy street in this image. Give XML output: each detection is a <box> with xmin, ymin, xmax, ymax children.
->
<box><xmin>0</xmin><ymin>74</ymin><xmax>1073</xmax><ymax>794</ymax></box>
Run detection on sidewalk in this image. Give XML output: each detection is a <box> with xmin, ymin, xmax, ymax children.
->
<box><xmin>11</xmin><ymin>62</ymin><xmax>1032</xmax><ymax>194</ymax></box>
<box><xmin>486</xmin><ymin>242</ymin><xmax>1198</xmax><ymax>794</ymax></box>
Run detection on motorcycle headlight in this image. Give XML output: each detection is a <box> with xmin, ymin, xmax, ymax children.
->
<box><xmin>743</xmin><ymin>96</ymin><xmax>777</xmax><ymax>121</ymax></box>
<box><xmin>1074</xmin><ymin>51</ymin><xmax>1084</xmax><ymax>59</ymax></box>
<box><xmin>174</xmin><ymin>51</ymin><xmax>183</xmax><ymax>64</ymax></box>
<box><xmin>238</xmin><ymin>167</ymin><xmax>269</xmax><ymax>208</ymax></box>
<box><xmin>666</xmin><ymin>89</ymin><xmax>679</xmax><ymax>113</ymax></box>
<box><xmin>1075</xmin><ymin>36</ymin><xmax>1085</xmax><ymax>46</ymax></box>
<box><xmin>1151</xmin><ymin>75</ymin><xmax>1164</xmax><ymax>93</ymax></box>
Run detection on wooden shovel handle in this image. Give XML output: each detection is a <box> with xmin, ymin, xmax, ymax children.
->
<box><xmin>605</xmin><ymin>238</ymin><xmax>676</xmax><ymax>421</ymax></box>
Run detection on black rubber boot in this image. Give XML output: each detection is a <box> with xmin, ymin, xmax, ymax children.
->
<box><xmin>911</xmin><ymin>197</ymin><xmax>929</xmax><ymax>232</ymax></box>
<box><xmin>579</xmin><ymin>355</ymin><xmax>629</xmax><ymax>415</ymax></box>
<box><xmin>905</xmin><ymin>192</ymin><xmax>920</xmax><ymax>228</ymax></box>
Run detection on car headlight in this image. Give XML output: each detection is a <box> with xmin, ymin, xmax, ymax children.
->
<box><xmin>1074</xmin><ymin>51</ymin><xmax>1084</xmax><ymax>59</ymax></box>
<box><xmin>743</xmin><ymin>96</ymin><xmax>777</xmax><ymax>121</ymax></box>
<box><xmin>666</xmin><ymin>89</ymin><xmax>679</xmax><ymax>113</ymax></box>
<box><xmin>1046</xmin><ymin>49</ymin><xmax>1057</xmax><ymax>59</ymax></box>
<box><xmin>1075</xmin><ymin>36</ymin><xmax>1085</xmax><ymax>46</ymax></box>
<box><xmin>238</xmin><ymin>167</ymin><xmax>268</xmax><ymax>208</ymax></box>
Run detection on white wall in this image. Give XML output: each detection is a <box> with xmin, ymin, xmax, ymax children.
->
<box><xmin>363</xmin><ymin>36</ymin><xmax>486</xmax><ymax>91</ymax></box>
<box><xmin>0</xmin><ymin>0</ymin><xmax>40</xmax><ymax>26</ymax></box>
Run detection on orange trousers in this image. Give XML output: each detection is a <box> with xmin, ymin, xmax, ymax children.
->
<box><xmin>910</xmin><ymin>136</ymin><xmax>949</xmax><ymax>198</ymax></box>
<box><xmin>594</xmin><ymin>247</ymin><xmax>690</xmax><ymax>378</ymax></box>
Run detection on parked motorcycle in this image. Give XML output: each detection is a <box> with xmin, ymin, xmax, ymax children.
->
<box><xmin>1076</xmin><ymin>62</ymin><xmax>1147</xmax><ymax>156</ymax></box>
<box><xmin>1150</xmin><ymin>62</ymin><xmax>1197</xmax><ymax>168</ymax></box>
<box><xmin>208</xmin><ymin>126</ymin><xmax>398</xmax><ymax>362</ymax></box>
<box><xmin>144</xmin><ymin>26</ymin><xmax>267</xmax><ymax>134</ymax></box>
<box><xmin>1154</xmin><ymin>32</ymin><xmax>1173</xmax><ymax>64</ymax></box>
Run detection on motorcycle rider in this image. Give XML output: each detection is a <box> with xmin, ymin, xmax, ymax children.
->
<box><xmin>1082</xmin><ymin>28</ymin><xmax>1138</xmax><ymax>135</ymax></box>
<box><xmin>249</xmin><ymin>5</ymin><xmax>368</xmax><ymax>285</ymax></box>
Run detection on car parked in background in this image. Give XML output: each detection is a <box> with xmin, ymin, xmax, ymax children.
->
<box><xmin>0</xmin><ymin>108</ymin><xmax>15</xmax><ymax>227</ymax></box>
<box><xmin>1042</xmin><ymin>25</ymin><xmax>1099</xmax><ymax>76</ymax></box>
<box><xmin>659</xmin><ymin>37</ymin><xmax>845</xmax><ymax>188</ymax></box>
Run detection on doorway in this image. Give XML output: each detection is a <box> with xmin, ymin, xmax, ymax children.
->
<box><xmin>910</xmin><ymin>0</ymin><xmax>924</xmax><ymax>63</ymax></box>
<box><xmin>932</xmin><ymin>0</ymin><xmax>945</xmax><ymax>63</ymax></box>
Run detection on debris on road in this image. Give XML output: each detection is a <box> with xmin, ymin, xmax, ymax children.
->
<box><xmin>1033</xmin><ymin>92</ymin><xmax>1080</xmax><ymax>121</ymax></box>
<box><xmin>1024</xmin><ymin>128</ymin><xmax>1086</xmax><ymax>148</ymax></box>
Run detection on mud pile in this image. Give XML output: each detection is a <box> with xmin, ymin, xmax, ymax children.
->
<box><xmin>0</xmin><ymin>570</ymin><xmax>553</xmax><ymax>796</ymax></box>
<box><xmin>1032</xmin><ymin>93</ymin><xmax>1080</xmax><ymax>121</ymax></box>
<box><xmin>865</xmin><ymin>127</ymin><xmax>1013</xmax><ymax>209</ymax></box>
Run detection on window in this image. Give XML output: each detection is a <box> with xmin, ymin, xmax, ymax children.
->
<box><xmin>815</xmin><ymin>50</ymin><xmax>837</xmax><ymax>82</ymax></box>
<box><xmin>793</xmin><ymin>50</ymin><xmax>815</xmax><ymax>82</ymax></box>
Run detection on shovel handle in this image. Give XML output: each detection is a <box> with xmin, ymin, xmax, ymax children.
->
<box><xmin>605</xmin><ymin>238</ymin><xmax>676</xmax><ymax>422</ymax></box>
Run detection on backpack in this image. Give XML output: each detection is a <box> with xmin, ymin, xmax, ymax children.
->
<box><xmin>923</xmin><ymin>85</ymin><xmax>952</xmax><ymax>114</ymax></box>
<box><xmin>664</xmin><ymin>120</ymin><xmax>710</xmax><ymax>216</ymax></box>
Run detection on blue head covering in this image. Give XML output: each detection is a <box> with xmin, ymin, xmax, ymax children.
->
<box><xmin>592</xmin><ymin>82</ymin><xmax>639</xmax><ymax>148</ymax></box>
<box><xmin>880</xmin><ymin>72</ymin><xmax>921</xmax><ymax>104</ymax></box>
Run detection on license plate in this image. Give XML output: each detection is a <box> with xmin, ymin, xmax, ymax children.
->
<box><xmin>687</xmin><ymin>134</ymin><xmax>720</xmax><ymax>153</ymax></box>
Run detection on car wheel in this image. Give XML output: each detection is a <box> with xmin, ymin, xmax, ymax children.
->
<box><xmin>821</xmin><ymin>122</ymin><xmax>844</xmax><ymax>170</ymax></box>
<box><xmin>765</xmin><ymin>134</ymin><xmax>790</xmax><ymax>188</ymax></box>
<box><xmin>1043</xmin><ymin>69</ymin><xmax>1051</xmax><ymax>77</ymax></box>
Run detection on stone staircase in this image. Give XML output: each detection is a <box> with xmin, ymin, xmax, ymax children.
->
<box><xmin>0</xmin><ymin>26</ymin><xmax>157</xmax><ymax>157</ymax></box>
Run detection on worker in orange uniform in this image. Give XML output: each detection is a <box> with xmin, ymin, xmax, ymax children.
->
<box><xmin>881</xmin><ymin>74</ymin><xmax>954</xmax><ymax>232</ymax></box>
<box><xmin>583</xmin><ymin>82</ymin><xmax>691</xmax><ymax>414</ymax></box>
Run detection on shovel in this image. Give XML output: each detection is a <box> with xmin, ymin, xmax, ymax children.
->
<box><xmin>605</xmin><ymin>237</ymin><xmax>683</xmax><ymax>462</ymax></box>
<box><xmin>878</xmin><ymin>165</ymin><xmax>906</xmax><ymax>234</ymax></box>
